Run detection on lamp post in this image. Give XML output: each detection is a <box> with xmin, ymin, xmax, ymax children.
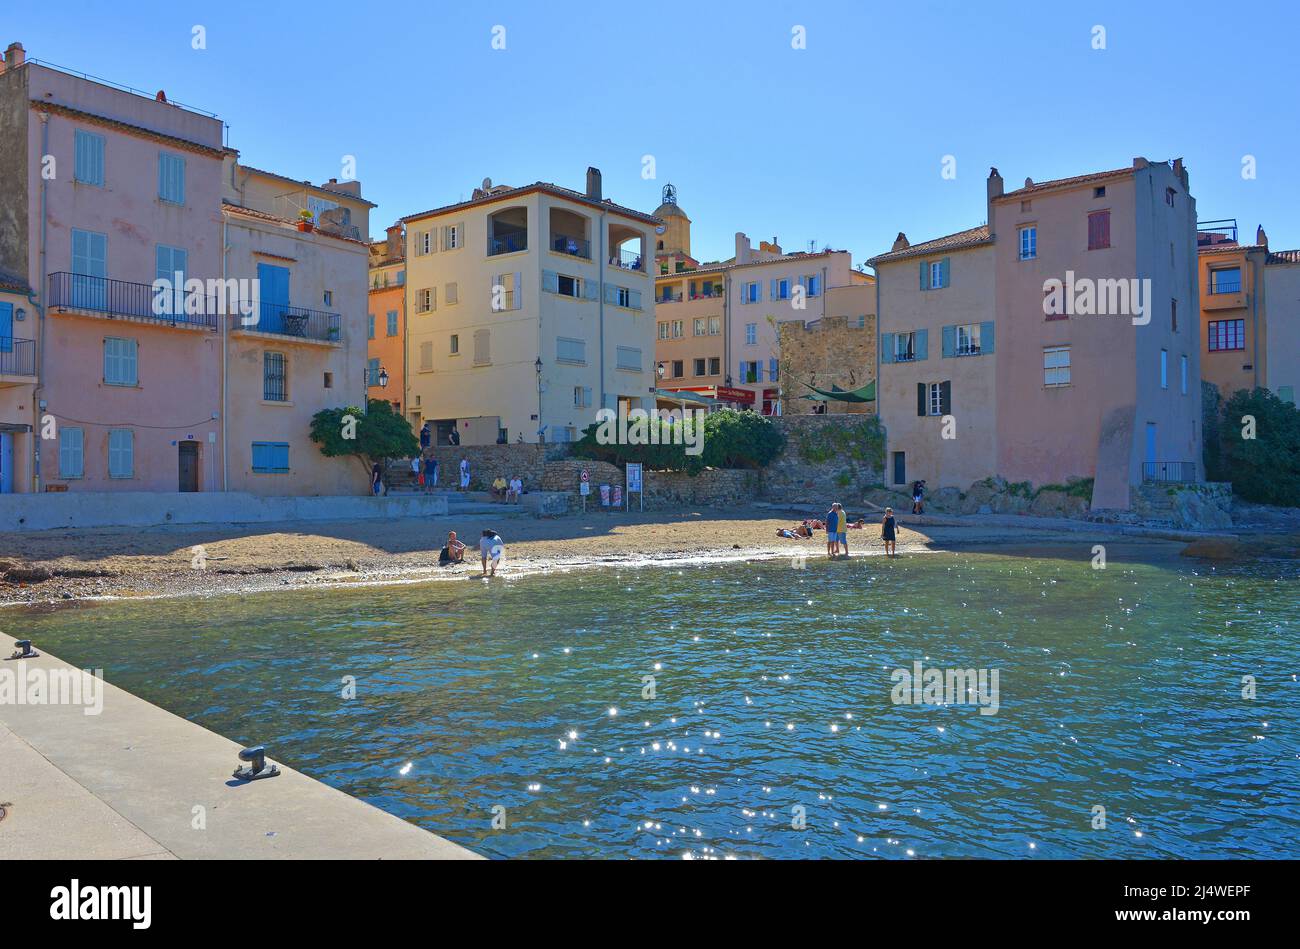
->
<box><xmin>535</xmin><ymin>357</ymin><xmax>544</xmax><ymax>443</ymax></box>
<box><xmin>378</xmin><ymin>366</ymin><xmax>389</xmax><ymax>389</ymax></box>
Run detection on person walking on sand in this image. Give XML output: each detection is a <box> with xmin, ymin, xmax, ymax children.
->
<box><xmin>882</xmin><ymin>507</ymin><xmax>897</xmax><ymax>557</ymax></box>
<box><xmin>459</xmin><ymin>457</ymin><xmax>471</xmax><ymax>491</ymax></box>
<box><xmin>480</xmin><ymin>528</ymin><xmax>504</xmax><ymax>577</ymax></box>
<box><xmin>911</xmin><ymin>480</ymin><xmax>926</xmax><ymax>515</ymax></box>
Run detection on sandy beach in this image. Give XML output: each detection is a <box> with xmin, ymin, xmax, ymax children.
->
<box><xmin>0</xmin><ymin>503</ymin><xmax>1214</xmax><ymax>606</ymax></box>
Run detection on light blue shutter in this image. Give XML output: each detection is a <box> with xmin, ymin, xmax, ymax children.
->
<box><xmin>0</xmin><ymin>302</ymin><xmax>12</xmax><ymax>353</ymax></box>
<box><xmin>603</xmin><ymin>283</ymin><xmax>617</xmax><ymax>304</ymax></box>
<box><xmin>980</xmin><ymin>321</ymin><xmax>995</xmax><ymax>354</ymax></box>
<box><xmin>629</xmin><ymin>289</ymin><xmax>642</xmax><ymax>310</ymax></box>
<box><xmin>881</xmin><ymin>333</ymin><xmax>895</xmax><ymax>363</ymax></box>
<box><xmin>75</xmin><ymin>131</ymin><xmax>104</xmax><ymax>186</ymax></box>
<box><xmin>542</xmin><ymin>270</ymin><xmax>559</xmax><ymax>294</ymax></box>
<box><xmin>769</xmin><ymin>279</ymin><xmax>777</xmax><ymax>301</ymax></box>
<box><xmin>252</xmin><ymin>443</ymin><xmax>267</xmax><ymax>471</ymax></box>
<box><xmin>919</xmin><ymin>261</ymin><xmax>929</xmax><ymax>291</ymax></box>
<box><xmin>584</xmin><ymin>278</ymin><xmax>599</xmax><ymax>301</ymax></box>
<box><xmin>915</xmin><ymin>329</ymin><xmax>929</xmax><ymax>361</ymax></box>
<box><xmin>941</xmin><ymin>325</ymin><xmax>956</xmax><ymax>358</ymax></box>
<box><xmin>940</xmin><ymin>257</ymin><xmax>951</xmax><ymax>288</ymax></box>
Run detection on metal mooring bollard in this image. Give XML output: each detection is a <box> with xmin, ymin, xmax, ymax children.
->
<box><xmin>232</xmin><ymin>745</ymin><xmax>280</xmax><ymax>781</ymax></box>
<box><xmin>7</xmin><ymin>640</ymin><xmax>39</xmax><ymax>659</ymax></box>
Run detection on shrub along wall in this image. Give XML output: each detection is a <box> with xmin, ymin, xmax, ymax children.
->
<box><xmin>759</xmin><ymin>415</ymin><xmax>884</xmax><ymax>504</ymax></box>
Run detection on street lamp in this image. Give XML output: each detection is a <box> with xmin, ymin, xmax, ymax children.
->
<box><xmin>656</xmin><ymin>361</ymin><xmax>666</xmax><ymax>379</ymax></box>
<box><xmin>535</xmin><ymin>357</ymin><xmax>544</xmax><ymax>443</ymax></box>
<box><xmin>378</xmin><ymin>366</ymin><xmax>390</xmax><ymax>388</ymax></box>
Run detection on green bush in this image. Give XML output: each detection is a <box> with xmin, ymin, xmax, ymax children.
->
<box><xmin>796</xmin><ymin>415</ymin><xmax>885</xmax><ymax>467</ymax></box>
<box><xmin>1213</xmin><ymin>387</ymin><xmax>1300</xmax><ymax>505</ymax></box>
<box><xmin>310</xmin><ymin>399</ymin><xmax>419</xmax><ymax>474</ymax></box>
<box><xmin>572</xmin><ymin>408</ymin><xmax>783</xmax><ymax>475</ymax></box>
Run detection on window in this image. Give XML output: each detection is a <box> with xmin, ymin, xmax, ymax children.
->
<box><xmin>419</xmin><ymin>341</ymin><xmax>433</xmax><ymax>370</ymax></box>
<box><xmin>708</xmin><ymin>356</ymin><xmax>721</xmax><ymax>375</ymax></box>
<box><xmin>693</xmin><ymin>318</ymin><xmax>706</xmax><ymax>336</ymax></box>
<box><xmin>745</xmin><ymin>323</ymin><xmax>757</xmax><ymax>345</ymax></box>
<box><xmin>769</xmin><ymin>358</ymin><xmax>779</xmax><ymax>381</ymax></box>
<box><xmin>928</xmin><ymin>383</ymin><xmax>943</xmax><ymax>416</ymax></box>
<box><xmin>473</xmin><ymin>329</ymin><xmax>491</xmax><ymax>366</ymax></box>
<box><xmin>155</xmin><ymin>244</ymin><xmax>187</xmax><ymax>315</ymax></box>
<box><xmin>916</xmin><ymin>381</ymin><xmax>950</xmax><ymax>417</ymax></box>
<box><xmin>59</xmin><ymin>428</ymin><xmax>84</xmax><ymax>478</ymax></box>
<box><xmin>386</xmin><ymin>311</ymin><xmax>399</xmax><ymax>336</ymax></box>
<box><xmin>1019</xmin><ymin>226</ymin><xmax>1037</xmax><ymax>260</ymax></box>
<box><xmin>1165</xmin><ymin>187</ymin><xmax>1176</xmax><ymax>206</ymax></box>
<box><xmin>1171</xmin><ymin>299</ymin><xmax>1178</xmax><ymax>332</ymax></box>
<box><xmin>658</xmin><ymin>322</ymin><xmax>671</xmax><ymax>341</ymax></box>
<box><xmin>1210</xmin><ymin>267</ymin><xmax>1241</xmax><ymax>295</ymax></box>
<box><xmin>1160</xmin><ymin>349</ymin><xmax>1168</xmax><ymax>389</ymax></box>
<box><xmin>322</xmin><ymin>290</ymin><xmax>333</xmax><ymax>307</ymax></box>
<box><xmin>1180</xmin><ymin>355</ymin><xmax>1188</xmax><ymax>395</ymax></box>
<box><xmin>108</xmin><ymin>429</ymin><xmax>134</xmax><ymax>478</ymax></box>
<box><xmin>323</xmin><ymin>372</ymin><xmax>333</xmax><ymax>388</ymax></box>
<box><xmin>672</xmin><ymin>359</ymin><xmax>684</xmax><ymax>378</ymax></box>
<box><xmin>445</xmin><ymin>282</ymin><xmax>458</xmax><ymax>305</ymax></box>
<box><xmin>1208</xmin><ymin>319</ymin><xmax>1245</xmax><ymax>351</ymax></box>
<box><xmin>557</xmin><ymin>337</ymin><xmax>586</xmax><ymax>364</ymax></box>
<box><xmin>263</xmin><ymin>352</ymin><xmax>287</xmax><ymax>401</ymax></box>
<box><xmin>739</xmin><ymin>360</ymin><xmax>761</xmax><ymax>383</ymax></box>
<box><xmin>1088</xmin><ymin>210</ymin><xmax>1111</xmax><ymax>250</ymax></box>
<box><xmin>442</xmin><ymin>223</ymin><xmax>463</xmax><ymax>250</ymax></box>
<box><xmin>671</xmin><ymin>320</ymin><xmax>683</xmax><ymax>338</ymax></box>
<box><xmin>367</xmin><ymin>314</ymin><xmax>376</xmax><ymax>339</ymax></box>
<box><xmin>852</xmin><ymin>314</ymin><xmax>866</xmax><ymax>328</ymax></box>
<box><xmin>574</xmin><ymin>386</ymin><xmax>592</xmax><ymax>408</ymax></box>
<box><xmin>104</xmin><ymin>337</ymin><xmax>138</xmax><ymax>386</ymax></box>
<box><xmin>895</xmin><ymin>332</ymin><xmax>916</xmax><ymax>361</ymax></box>
<box><xmin>930</xmin><ymin>261</ymin><xmax>943</xmax><ymax>289</ymax></box>
<box><xmin>743</xmin><ymin>281</ymin><xmax>760</xmax><ymax>303</ymax></box>
<box><xmin>1093</xmin><ymin>186</ymin><xmax>1106</xmax><ymax>198</ymax></box>
<box><xmin>920</xmin><ymin>258</ymin><xmax>949</xmax><ymax>290</ymax></box>
<box><xmin>493</xmin><ymin>273</ymin><xmax>519</xmax><ymax>310</ymax></box>
<box><xmin>557</xmin><ymin>274</ymin><xmax>580</xmax><ymax>298</ymax></box>
<box><xmin>416</xmin><ymin>288</ymin><xmax>433</xmax><ymax>313</ymax></box>
<box><xmin>771</xmin><ymin>278</ymin><xmax>790</xmax><ymax>301</ymax></box>
<box><xmin>802</xmin><ymin>274</ymin><xmax>822</xmax><ymax>297</ymax></box>
<box><xmin>1044</xmin><ymin>345</ymin><xmax>1071</xmax><ymax>386</ymax></box>
<box><xmin>616</xmin><ymin>346</ymin><xmax>642</xmax><ymax>371</ymax></box>
<box><xmin>158</xmin><ymin>152</ymin><xmax>185</xmax><ymax>204</ymax></box>
<box><xmin>251</xmin><ymin>442</ymin><xmax>290</xmax><ymax>474</ymax></box>
<box><xmin>956</xmin><ymin>323</ymin><xmax>982</xmax><ymax>355</ymax></box>
<box><xmin>708</xmin><ymin>316</ymin><xmax>721</xmax><ymax>335</ymax></box>
<box><xmin>414</xmin><ymin>229</ymin><xmax>433</xmax><ymax>256</ymax></box>
<box><xmin>694</xmin><ymin>357</ymin><xmax>706</xmax><ymax>377</ymax></box>
<box><xmin>450</xmin><ymin>334</ymin><xmax>459</xmax><ymax>355</ymax></box>
<box><xmin>367</xmin><ymin>357</ymin><xmax>381</xmax><ymax>387</ymax></box>
<box><xmin>74</xmin><ymin>130</ymin><xmax>105</xmax><ymax>186</ymax></box>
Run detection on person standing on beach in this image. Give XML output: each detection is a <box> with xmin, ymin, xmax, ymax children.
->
<box><xmin>825</xmin><ymin>502</ymin><xmax>840</xmax><ymax>558</ymax></box>
<box><xmin>480</xmin><ymin>528</ymin><xmax>504</xmax><ymax>577</ymax></box>
<box><xmin>448</xmin><ymin>426</ymin><xmax>461</xmax><ymax>446</ymax></box>
<box><xmin>459</xmin><ymin>457</ymin><xmax>471</xmax><ymax>491</ymax></box>
<box><xmin>882</xmin><ymin>507</ymin><xmax>897</xmax><ymax>557</ymax></box>
<box><xmin>423</xmin><ymin>454</ymin><xmax>438</xmax><ymax>493</ymax></box>
<box><xmin>371</xmin><ymin>463</ymin><xmax>384</xmax><ymax>497</ymax></box>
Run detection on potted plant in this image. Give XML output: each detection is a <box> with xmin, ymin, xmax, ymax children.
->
<box><xmin>297</xmin><ymin>209</ymin><xmax>315</xmax><ymax>233</ymax></box>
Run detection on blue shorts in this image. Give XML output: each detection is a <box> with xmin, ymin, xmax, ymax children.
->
<box><xmin>833</xmin><ymin>531</ymin><xmax>847</xmax><ymax>544</ymax></box>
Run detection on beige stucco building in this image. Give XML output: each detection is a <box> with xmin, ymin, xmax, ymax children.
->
<box><xmin>402</xmin><ymin>169</ymin><xmax>658</xmax><ymax>446</ymax></box>
<box><xmin>368</xmin><ymin>224</ymin><xmax>406</xmax><ymax>414</ymax></box>
<box><xmin>1263</xmin><ymin>249</ymin><xmax>1299</xmax><ymax>404</ymax></box>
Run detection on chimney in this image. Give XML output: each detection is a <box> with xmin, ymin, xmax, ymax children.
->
<box><xmin>1256</xmin><ymin>225</ymin><xmax>1268</xmax><ymax>248</ymax></box>
<box><xmin>987</xmin><ymin>167</ymin><xmax>1003</xmax><ymax>201</ymax></box>
<box><xmin>585</xmin><ymin>166</ymin><xmax>602</xmax><ymax>201</ymax></box>
<box><xmin>735</xmin><ymin>232</ymin><xmax>752</xmax><ymax>265</ymax></box>
<box><xmin>891</xmin><ymin>232</ymin><xmax>910</xmax><ymax>253</ymax></box>
<box><xmin>1133</xmin><ymin>157</ymin><xmax>1150</xmax><ymax>170</ymax></box>
<box><xmin>386</xmin><ymin>223</ymin><xmax>404</xmax><ymax>259</ymax></box>
<box><xmin>4</xmin><ymin>42</ymin><xmax>26</xmax><ymax>71</ymax></box>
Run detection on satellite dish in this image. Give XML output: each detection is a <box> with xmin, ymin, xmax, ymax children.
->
<box><xmin>482</xmin><ymin>177</ymin><xmax>493</xmax><ymax>190</ymax></box>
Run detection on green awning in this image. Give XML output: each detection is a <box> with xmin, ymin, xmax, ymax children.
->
<box><xmin>655</xmin><ymin>389</ymin><xmax>720</xmax><ymax>406</ymax></box>
<box><xmin>800</xmin><ymin>379</ymin><xmax>876</xmax><ymax>403</ymax></box>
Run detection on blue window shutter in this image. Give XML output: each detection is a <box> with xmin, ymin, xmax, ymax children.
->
<box><xmin>941</xmin><ymin>325</ymin><xmax>956</xmax><ymax>358</ymax></box>
<box><xmin>980</xmin><ymin>321</ymin><xmax>995</xmax><ymax>354</ymax></box>
<box><xmin>542</xmin><ymin>270</ymin><xmax>558</xmax><ymax>293</ymax></box>
<box><xmin>919</xmin><ymin>260</ymin><xmax>929</xmax><ymax>291</ymax></box>
<box><xmin>274</xmin><ymin>443</ymin><xmax>289</xmax><ymax>471</ymax></box>
<box><xmin>915</xmin><ymin>329</ymin><xmax>929</xmax><ymax>361</ymax></box>
<box><xmin>0</xmin><ymin>302</ymin><xmax>12</xmax><ymax>353</ymax></box>
<box><xmin>738</xmin><ymin>361</ymin><xmax>745</xmax><ymax>382</ymax></box>
<box><xmin>881</xmin><ymin>333</ymin><xmax>894</xmax><ymax>363</ymax></box>
<box><xmin>940</xmin><ymin>257</ymin><xmax>951</xmax><ymax>288</ymax></box>
<box><xmin>252</xmin><ymin>443</ymin><xmax>266</xmax><ymax>471</ymax></box>
<box><xmin>769</xmin><ymin>279</ymin><xmax>777</xmax><ymax>301</ymax></box>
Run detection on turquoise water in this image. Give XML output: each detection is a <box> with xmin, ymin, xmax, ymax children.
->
<box><xmin>12</xmin><ymin>550</ymin><xmax>1300</xmax><ymax>859</ymax></box>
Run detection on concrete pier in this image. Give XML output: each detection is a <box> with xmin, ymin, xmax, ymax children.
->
<box><xmin>0</xmin><ymin>633</ymin><xmax>478</xmax><ymax>859</ymax></box>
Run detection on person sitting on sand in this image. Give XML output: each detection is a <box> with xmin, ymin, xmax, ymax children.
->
<box><xmin>795</xmin><ymin>521</ymin><xmax>814</xmax><ymax>538</ymax></box>
<box><xmin>480</xmin><ymin>529</ymin><xmax>504</xmax><ymax>577</ymax></box>
<box><xmin>438</xmin><ymin>530</ymin><xmax>466</xmax><ymax>566</ymax></box>
<box><xmin>882</xmin><ymin>507</ymin><xmax>897</xmax><ymax>557</ymax></box>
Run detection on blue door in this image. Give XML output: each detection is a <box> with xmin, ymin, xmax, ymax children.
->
<box><xmin>1145</xmin><ymin>422</ymin><xmax>1158</xmax><ymax>465</ymax></box>
<box><xmin>0</xmin><ymin>301</ymin><xmax>12</xmax><ymax>355</ymax></box>
<box><xmin>257</xmin><ymin>262</ymin><xmax>290</xmax><ymax>333</ymax></box>
<box><xmin>0</xmin><ymin>433</ymin><xmax>12</xmax><ymax>494</ymax></box>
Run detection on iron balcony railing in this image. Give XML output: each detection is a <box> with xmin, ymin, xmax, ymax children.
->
<box><xmin>552</xmin><ymin>234</ymin><xmax>591</xmax><ymax>259</ymax></box>
<box><xmin>0</xmin><ymin>337</ymin><xmax>36</xmax><ymax>376</ymax></box>
<box><xmin>489</xmin><ymin>232</ymin><xmax>527</xmax><ymax>256</ymax></box>
<box><xmin>689</xmin><ymin>287</ymin><xmax>722</xmax><ymax>299</ymax></box>
<box><xmin>1142</xmin><ymin>461</ymin><xmax>1197</xmax><ymax>483</ymax></box>
<box><xmin>1209</xmin><ymin>277</ymin><xmax>1242</xmax><ymax>295</ymax></box>
<box><xmin>49</xmin><ymin>272</ymin><xmax>219</xmax><ymax>329</ymax></box>
<box><xmin>248</xmin><ymin>302</ymin><xmax>342</xmax><ymax>342</ymax></box>
<box><xmin>611</xmin><ymin>247</ymin><xmax>645</xmax><ymax>271</ymax></box>
<box><xmin>658</xmin><ymin>290</ymin><xmax>683</xmax><ymax>303</ymax></box>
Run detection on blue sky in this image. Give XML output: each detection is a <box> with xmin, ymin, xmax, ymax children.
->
<box><xmin>12</xmin><ymin>0</ymin><xmax>1299</xmax><ymax>262</ymax></box>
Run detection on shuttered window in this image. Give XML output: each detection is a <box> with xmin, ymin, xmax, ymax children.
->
<box><xmin>556</xmin><ymin>337</ymin><xmax>586</xmax><ymax>364</ymax></box>
<box><xmin>386</xmin><ymin>310</ymin><xmax>399</xmax><ymax>336</ymax></box>
<box><xmin>419</xmin><ymin>341</ymin><xmax>433</xmax><ymax>370</ymax></box>
<box><xmin>108</xmin><ymin>429</ymin><xmax>134</xmax><ymax>478</ymax></box>
<box><xmin>263</xmin><ymin>352</ymin><xmax>287</xmax><ymax>401</ymax></box>
<box><xmin>616</xmin><ymin>346</ymin><xmax>641</xmax><ymax>371</ymax></box>
<box><xmin>251</xmin><ymin>442</ymin><xmax>290</xmax><ymax>473</ymax></box>
<box><xmin>74</xmin><ymin>130</ymin><xmax>105</xmax><ymax>186</ymax></box>
<box><xmin>473</xmin><ymin>329</ymin><xmax>490</xmax><ymax>366</ymax></box>
<box><xmin>158</xmin><ymin>152</ymin><xmax>186</xmax><ymax>204</ymax></box>
<box><xmin>59</xmin><ymin>427</ymin><xmax>84</xmax><ymax>478</ymax></box>
<box><xmin>104</xmin><ymin>337</ymin><xmax>138</xmax><ymax>386</ymax></box>
<box><xmin>1088</xmin><ymin>210</ymin><xmax>1111</xmax><ymax>250</ymax></box>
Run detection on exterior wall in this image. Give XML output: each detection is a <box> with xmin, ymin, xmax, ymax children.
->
<box><xmin>26</xmin><ymin>63</ymin><xmax>227</xmax><ymax>492</ymax></box>
<box><xmin>653</xmin><ymin>273</ymin><xmax>725</xmax><ymax>390</ymax></box>
<box><xmin>367</xmin><ymin>266</ymin><xmax>405</xmax><ymax>412</ymax></box>
<box><xmin>778</xmin><ymin>314</ymin><xmax>877</xmax><ymax>415</ymax></box>
<box><xmin>222</xmin><ymin>173</ymin><xmax>369</xmax><ymax>497</ymax></box>
<box><xmin>0</xmin><ymin>286</ymin><xmax>37</xmax><ymax>493</ymax></box>
<box><xmin>1263</xmin><ymin>259</ymin><xmax>1300</xmax><ymax>401</ymax></box>
<box><xmin>1198</xmin><ymin>245</ymin><xmax>1266</xmax><ymax>395</ymax></box>
<box><xmin>877</xmin><ymin>243</ymin><xmax>996</xmax><ymax>490</ymax></box>
<box><xmin>228</xmin><ymin>168</ymin><xmax>371</xmax><ymax>241</ymax></box>
<box><xmin>993</xmin><ymin>162</ymin><xmax>1199</xmax><ymax>508</ymax></box>
<box><xmin>404</xmin><ymin>188</ymin><xmax>656</xmax><ymax>446</ymax></box>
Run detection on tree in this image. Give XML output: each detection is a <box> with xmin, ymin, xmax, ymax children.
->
<box><xmin>310</xmin><ymin>399</ymin><xmax>418</xmax><ymax>475</ymax></box>
<box><xmin>1215</xmin><ymin>387</ymin><xmax>1300</xmax><ymax>506</ymax></box>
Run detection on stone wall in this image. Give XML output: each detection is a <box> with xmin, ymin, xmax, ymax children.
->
<box><xmin>1130</xmin><ymin>481</ymin><xmax>1233</xmax><ymax>529</ymax></box>
<box><xmin>541</xmin><ymin>459</ymin><xmax>757</xmax><ymax>511</ymax></box>
<box><xmin>419</xmin><ymin>443</ymin><xmax>557</xmax><ymax>492</ymax></box>
<box><xmin>778</xmin><ymin>314</ymin><xmax>877</xmax><ymax>416</ymax></box>
<box><xmin>758</xmin><ymin>415</ymin><xmax>883</xmax><ymax>504</ymax></box>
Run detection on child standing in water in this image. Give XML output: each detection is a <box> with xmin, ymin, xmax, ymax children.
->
<box><xmin>881</xmin><ymin>507</ymin><xmax>897</xmax><ymax>557</ymax></box>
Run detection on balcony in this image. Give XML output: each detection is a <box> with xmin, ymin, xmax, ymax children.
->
<box><xmin>0</xmin><ymin>337</ymin><xmax>36</xmax><ymax>383</ymax></box>
<box><xmin>552</xmin><ymin>233</ymin><xmax>591</xmax><ymax>259</ymax></box>
<box><xmin>48</xmin><ymin>272</ymin><xmax>218</xmax><ymax>330</ymax></box>
<box><xmin>610</xmin><ymin>245</ymin><xmax>645</xmax><ymax>272</ymax></box>
<box><xmin>658</xmin><ymin>290</ymin><xmax>684</xmax><ymax>304</ymax></box>
<box><xmin>239</xmin><ymin>303</ymin><xmax>342</xmax><ymax>343</ymax></box>
<box><xmin>689</xmin><ymin>287</ymin><xmax>722</xmax><ymax>300</ymax></box>
<box><xmin>489</xmin><ymin>232</ymin><xmax>527</xmax><ymax>256</ymax></box>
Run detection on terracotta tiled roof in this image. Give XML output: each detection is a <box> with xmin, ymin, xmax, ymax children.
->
<box><xmin>653</xmin><ymin>248</ymin><xmax>851</xmax><ymax>282</ymax></box>
<box><xmin>995</xmin><ymin>167</ymin><xmax>1133</xmax><ymax>201</ymax></box>
<box><xmin>1268</xmin><ymin>249</ymin><xmax>1300</xmax><ymax>265</ymax></box>
<box><xmin>238</xmin><ymin>164</ymin><xmax>378</xmax><ymax>208</ymax></box>
<box><xmin>867</xmin><ymin>224</ymin><xmax>992</xmax><ymax>266</ymax></box>
<box><xmin>0</xmin><ymin>273</ymin><xmax>31</xmax><ymax>294</ymax></box>
<box><xmin>1198</xmin><ymin>243</ymin><xmax>1267</xmax><ymax>257</ymax></box>
<box><xmin>30</xmin><ymin>100</ymin><xmax>224</xmax><ymax>158</ymax></box>
<box><xmin>402</xmin><ymin>182</ymin><xmax>661</xmax><ymax>227</ymax></box>
<box><xmin>220</xmin><ymin>200</ymin><xmax>368</xmax><ymax>245</ymax></box>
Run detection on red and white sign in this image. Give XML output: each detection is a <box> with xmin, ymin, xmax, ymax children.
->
<box><xmin>715</xmin><ymin>386</ymin><xmax>756</xmax><ymax>404</ymax></box>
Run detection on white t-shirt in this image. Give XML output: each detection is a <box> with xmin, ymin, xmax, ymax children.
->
<box><xmin>480</xmin><ymin>535</ymin><xmax>503</xmax><ymax>559</ymax></box>
<box><xmin>509</xmin><ymin>478</ymin><xmax>522</xmax><ymax>493</ymax></box>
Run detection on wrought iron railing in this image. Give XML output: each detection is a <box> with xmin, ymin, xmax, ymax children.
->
<box><xmin>1209</xmin><ymin>278</ymin><xmax>1242</xmax><ymax>295</ymax></box>
<box><xmin>552</xmin><ymin>233</ymin><xmax>591</xmax><ymax>259</ymax></box>
<box><xmin>1142</xmin><ymin>461</ymin><xmax>1197</xmax><ymax>483</ymax></box>
<box><xmin>0</xmin><ymin>337</ymin><xmax>36</xmax><ymax>376</ymax></box>
<box><xmin>489</xmin><ymin>232</ymin><xmax>527</xmax><ymax>256</ymax></box>
<box><xmin>246</xmin><ymin>303</ymin><xmax>342</xmax><ymax>342</ymax></box>
<box><xmin>48</xmin><ymin>272</ymin><xmax>219</xmax><ymax>329</ymax></box>
<box><xmin>611</xmin><ymin>246</ymin><xmax>645</xmax><ymax>271</ymax></box>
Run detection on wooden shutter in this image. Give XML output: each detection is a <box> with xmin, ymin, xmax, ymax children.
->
<box><xmin>919</xmin><ymin>260</ymin><xmax>929</xmax><ymax>291</ymax></box>
<box><xmin>980</xmin><ymin>321</ymin><xmax>995</xmax><ymax>354</ymax></box>
<box><xmin>916</xmin><ymin>383</ymin><xmax>926</xmax><ymax>417</ymax></box>
<box><xmin>473</xmin><ymin>329</ymin><xmax>490</xmax><ymax>365</ymax></box>
<box><xmin>940</xmin><ymin>380</ymin><xmax>952</xmax><ymax>415</ymax></box>
<box><xmin>940</xmin><ymin>257</ymin><xmax>950</xmax><ymax>288</ymax></box>
<box><xmin>881</xmin><ymin>333</ymin><xmax>894</xmax><ymax>363</ymax></box>
<box><xmin>915</xmin><ymin>329</ymin><xmax>929</xmax><ymax>361</ymax></box>
<box><xmin>941</xmin><ymin>325</ymin><xmax>956</xmax><ymax>358</ymax></box>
